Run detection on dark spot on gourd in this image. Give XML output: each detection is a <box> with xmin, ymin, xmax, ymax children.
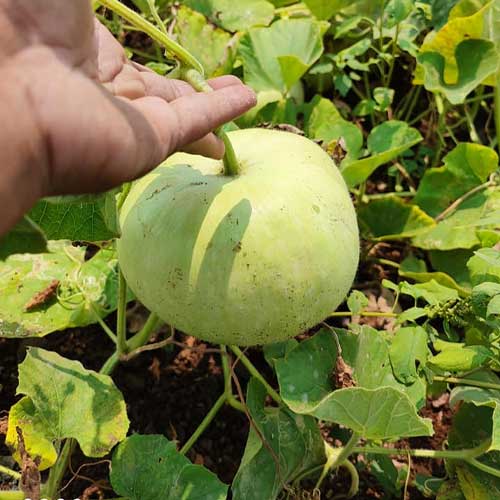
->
<box><xmin>312</xmin><ymin>204</ymin><xmax>320</xmax><ymax>213</ymax></box>
<box><xmin>233</xmin><ymin>242</ymin><xmax>242</xmax><ymax>252</ymax></box>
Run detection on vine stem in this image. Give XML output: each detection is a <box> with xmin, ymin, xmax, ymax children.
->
<box><xmin>0</xmin><ymin>493</ymin><xmax>25</xmax><ymax>500</ymax></box>
<box><xmin>116</xmin><ymin>270</ymin><xmax>128</xmax><ymax>355</ymax></box>
<box><xmin>0</xmin><ymin>464</ymin><xmax>21</xmax><ymax>481</ymax></box>
<box><xmin>179</xmin><ymin>393</ymin><xmax>226</xmax><ymax>455</ymax></box>
<box><xmin>329</xmin><ymin>311</ymin><xmax>397</xmax><ymax>318</ymax></box>
<box><xmin>44</xmin><ymin>439</ymin><xmax>77</xmax><ymax>500</ymax></box>
<box><xmin>435</xmin><ymin>180</ymin><xmax>495</xmax><ymax>222</ymax></box>
<box><xmin>351</xmin><ymin>439</ymin><xmax>491</xmax><ymax>460</ymax></box>
<box><xmin>434</xmin><ymin>375</ymin><xmax>500</xmax><ymax>391</ymax></box>
<box><xmin>97</xmin><ymin>0</ymin><xmax>203</xmax><ymax>73</ymax></box>
<box><xmin>495</xmin><ymin>72</ymin><xmax>500</xmax><ymax>148</ymax></box>
<box><xmin>221</xmin><ymin>346</ymin><xmax>245</xmax><ymax>412</ymax></box>
<box><xmin>316</xmin><ymin>435</ymin><xmax>360</xmax><ymax>490</ymax></box>
<box><xmin>101</xmin><ymin>311</ymin><xmax>161</xmax><ymax>375</ymax></box>
<box><xmin>230</xmin><ymin>346</ymin><xmax>282</xmax><ymax>405</ymax></box>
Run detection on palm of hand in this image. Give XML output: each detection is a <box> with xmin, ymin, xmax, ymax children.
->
<box><xmin>0</xmin><ymin>0</ymin><xmax>255</xmax><ymax>195</ymax></box>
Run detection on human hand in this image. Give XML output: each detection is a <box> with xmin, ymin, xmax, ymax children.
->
<box><xmin>0</xmin><ymin>0</ymin><xmax>256</xmax><ymax>233</ymax></box>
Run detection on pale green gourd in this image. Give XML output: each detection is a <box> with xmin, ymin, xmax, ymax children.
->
<box><xmin>118</xmin><ymin>129</ymin><xmax>359</xmax><ymax>345</ymax></box>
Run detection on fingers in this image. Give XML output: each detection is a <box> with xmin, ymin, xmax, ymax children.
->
<box><xmin>140</xmin><ymin>72</ymin><xmax>245</xmax><ymax>102</ymax></box>
<box><xmin>169</xmin><ymin>83</ymin><xmax>256</xmax><ymax>149</ymax></box>
<box><xmin>130</xmin><ymin>77</ymin><xmax>255</xmax><ymax>163</ymax></box>
<box><xmin>182</xmin><ymin>133</ymin><xmax>225</xmax><ymax>159</ymax></box>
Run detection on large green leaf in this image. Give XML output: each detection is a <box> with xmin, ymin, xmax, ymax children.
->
<box><xmin>186</xmin><ymin>0</ymin><xmax>274</xmax><ymax>32</ymax></box>
<box><xmin>412</xmin><ymin>188</ymin><xmax>500</xmax><ymax>250</ymax></box>
<box><xmin>448</xmin><ymin>400</ymin><xmax>500</xmax><ymax>498</ymax></box>
<box><xmin>338</xmin><ymin>326</ymin><xmax>427</xmax><ymax>407</ymax></box>
<box><xmin>0</xmin><ymin>216</ymin><xmax>47</xmax><ymax>260</ymax></box>
<box><xmin>29</xmin><ymin>190</ymin><xmax>119</xmax><ymax>242</ymax></box>
<box><xmin>312</xmin><ymin>386</ymin><xmax>433</xmax><ymax>439</ymax></box>
<box><xmin>304</xmin><ymin>96</ymin><xmax>363</xmax><ymax>161</ymax></box>
<box><xmin>468</xmin><ymin>248</ymin><xmax>500</xmax><ymax>285</ymax></box>
<box><xmin>341</xmin><ymin>121</ymin><xmax>423</xmax><ymax>187</ymax></box>
<box><xmin>110</xmin><ymin>434</ymin><xmax>227</xmax><ymax>500</ymax></box>
<box><xmin>0</xmin><ymin>241</ymin><xmax>121</xmax><ymax>338</ymax></box>
<box><xmin>174</xmin><ymin>6</ymin><xmax>237</xmax><ymax>78</ymax></box>
<box><xmin>274</xmin><ymin>329</ymin><xmax>337</xmax><ymax>413</ymax></box>
<box><xmin>417</xmin><ymin>39</ymin><xmax>499</xmax><ymax>104</ymax></box>
<box><xmin>389</xmin><ymin>326</ymin><xmax>428</xmax><ymax>384</ymax></box>
<box><xmin>238</xmin><ymin>19</ymin><xmax>324</xmax><ymax>94</ymax></box>
<box><xmin>358</xmin><ymin>196</ymin><xmax>436</xmax><ymax>240</ymax></box>
<box><xmin>413</xmin><ymin>143</ymin><xmax>498</xmax><ymax>217</ymax></box>
<box><xmin>428</xmin><ymin>339</ymin><xmax>493</xmax><ymax>372</ymax></box>
<box><xmin>450</xmin><ymin>371</ymin><xmax>500</xmax><ymax>451</ymax></box>
<box><xmin>399</xmin><ymin>254</ymin><xmax>471</xmax><ymax>296</ymax></box>
<box><xmin>232</xmin><ymin>378</ymin><xmax>325</xmax><ymax>500</ymax></box>
<box><xmin>7</xmin><ymin>348</ymin><xmax>129</xmax><ymax>469</ymax></box>
<box><xmin>303</xmin><ymin>0</ymin><xmax>351</xmax><ymax>19</ymax></box>
<box><xmin>415</xmin><ymin>0</ymin><xmax>500</xmax><ymax>88</ymax></box>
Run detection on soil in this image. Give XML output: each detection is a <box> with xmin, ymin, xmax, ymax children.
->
<box><xmin>0</xmin><ymin>304</ymin><xmax>451</xmax><ymax>499</ymax></box>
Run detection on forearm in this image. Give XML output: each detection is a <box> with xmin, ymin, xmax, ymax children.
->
<box><xmin>0</xmin><ymin>57</ymin><xmax>47</xmax><ymax>236</ymax></box>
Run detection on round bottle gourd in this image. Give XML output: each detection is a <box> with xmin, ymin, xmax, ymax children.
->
<box><xmin>118</xmin><ymin>129</ymin><xmax>359</xmax><ymax>345</ymax></box>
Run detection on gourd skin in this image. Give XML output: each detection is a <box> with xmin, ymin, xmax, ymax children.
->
<box><xmin>118</xmin><ymin>129</ymin><xmax>359</xmax><ymax>346</ymax></box>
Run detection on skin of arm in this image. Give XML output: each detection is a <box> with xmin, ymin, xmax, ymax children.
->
<box><xmin>0</xmin><ymin>0</ymin><xmax>256</xmax><ymax>236</ymax></box>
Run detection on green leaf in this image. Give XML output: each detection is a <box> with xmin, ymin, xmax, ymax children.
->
<box><xmin>312</xmin><ymin>386</ymin><xmax>433</xmax><ymax>439</ymax></box>
<box><xmin>232</xmin><ymin>378</ymin><xmax>325</xmax><ymax>500</ymax></box>
<box><xmin>389</xmin><ymin>326</ymin><xmax>428</xmax><ymax>384</ymax></box>
<box><xmin>413</xmin><ymin>143</ymin><xmax>498</xmax><ymax>217</ymax></box>
<box><xmin>448</xmin><ymin>399</ymin><xmax>500</xmax><ymax>498</ymax></box>
<box><xmin>303</xmin><ymin>0</ymin><xmax>351</xmax><ymax>19</ymax></box>
<box><xmin>417</xmin><ymin>39</ymin><xmax>498</xmax><ymax>103</ymax></box>
<box><xmin>384</xmin><ymin>0</ymin><xmax>414</xmax><ymax>28</ymax></box>
<box><xmin>472</xmin><ymin>281</ymin><xmax>500</xmax><ymax>320</ymax></box>
<box><xmin>450</xmin><ymin>370</ymin><xmax>500</xmax><ymax>451</ymax></box>
<box><xmin>7</xmin><ymin>348</ymin><xmax>129</xmax><ymax>469</ymax></box>
<box><xmin>429</xmin><ymin>339</ymin><xmax>493</xmax><ymax>372</ymax></box>
<box><xmin>239</xmin><ymin>19</ymin><xmax>324</xmax><ymax>94</ymax></box>
<box><xmin>304</xmin><ymin>96</ymin><xmax>363</xmax><ymax>161</ymax></box>
<box><xmin>186</xmin><ymin>0</ymin><xmax>274</xmax><ymax>32</ymax></box>
<box><xmin>358</xmin><ymin>196</ymin><xmax>436</xmax><ymax>240</ymax></box>
<box><xmin>347</xmin><ymin>290</ymin><xmax>369</xmax><ymax>314</ymax></box>
<box><xmin>400</xmin><ymin>255</ymin><xmax>471</xmax><ymax>296</ymax></box>
<box><xmin>341</xmin><ymin>121</ymin><xmax>422</xmax><ymax>187</ymax></box>
<box><xmin>174</xmin><ymin>6</ymin><xmax>237</xmax><ymax>78</ymax></box>
<box><xmin>338</xmin><ymin>326</ymin><xmax>427</xmax><ymax>408</ymax></box>
<box><xmin>110</xmin><ymin>434</ymin><xmax>227</xmax><ymax>500</ymax></box>
<box><xmin>415</xmin><ymin>0</ymin><xmax>500</xmax><ymax>88</ymax></box>
<box><xmin>0</xmin><ymin>216</ymin><xmax>47</xmax><ymax>260</ymax></box>
<box><xmin>29</xmin><ymin>190</ymin><xmax>119</xmax><ymax>242</ymax></box>
<box><xmin>412</xmin><ymin>187</ymin><xmax>500</xmax><ymax>250</ymax></box>
<box><xmin>0</xmin><ymin>241</ymin><xmax>121</xmax><ymax>338</ymax></box>
<box><xmin>468</xmin><ymin>248</ymin><xmax>500</xmax><ymax>285</ymax></box>
<box><xmin>274</xmin><ymin>329</ymin><xmax>337</xmax><ymax>413</ymax></box>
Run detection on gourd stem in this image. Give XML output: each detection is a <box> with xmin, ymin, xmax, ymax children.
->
<box><xmin>230</xmin><ymin>346</ymin><xmax>282</xmax><ymax>405</ymax></box>
<box><xmin>97</xmin><ymin>0</ymin><xmax>203</xmax><ymax>74</ymax></box>
<box><xmin>181</xmin><ymin>68</ymin><xmax>241</xmax><ymax>176</ymax></box>
<box><xmin>433</xmin><ymin>375</ymin><xmax>500</xmax><ymax>391</ymax></box>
